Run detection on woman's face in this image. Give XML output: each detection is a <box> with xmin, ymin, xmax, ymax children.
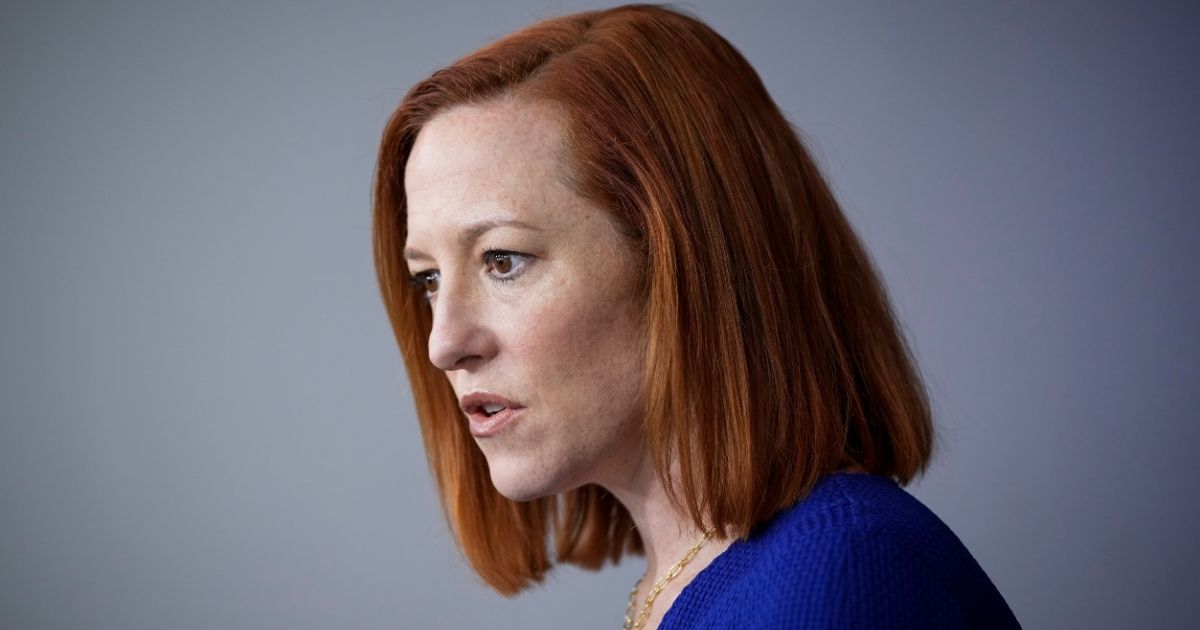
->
<box><xmin>402</xmin><ymin>98</ymin><xmax>647</xmax><ymax>501</ymax></box>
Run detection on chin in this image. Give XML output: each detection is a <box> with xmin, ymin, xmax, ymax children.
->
<box><xmin>484</xmin><ymin>452</ymin><xmax>582</xmax><ymax>502</ymax></box>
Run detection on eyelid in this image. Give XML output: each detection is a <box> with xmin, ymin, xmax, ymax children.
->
<box><xmin>407</xmin><ymin>271</ymin><xmax>434</xmax><ymax>284</ymax></box>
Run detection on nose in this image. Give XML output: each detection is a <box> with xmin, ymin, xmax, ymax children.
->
<box><xmin>426</xmin><ymin>275</ymin><xmax>492</xmax><ymax>372</ymax></box>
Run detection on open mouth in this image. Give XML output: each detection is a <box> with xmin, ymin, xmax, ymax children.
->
<box><xmin>460</xmin><ymin>393</ymin><xmax>525</xmax><ymax>437</ymax></box>
<box><xmin>467</xmin><ymin>405</ymin><xmax>524</xmax><ymax>438</ymax></box>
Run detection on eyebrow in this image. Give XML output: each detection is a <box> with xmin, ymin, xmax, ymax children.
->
<box><xmin>403</xmin><ymin>218</ymin><xmax>545</xmax><ymax>261</ymax></box>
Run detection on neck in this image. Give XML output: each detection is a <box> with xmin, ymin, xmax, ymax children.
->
<box><xmin>596</xmin><ymin>446</ymin><xmax>730</xmax><ymax>594</ymax></box>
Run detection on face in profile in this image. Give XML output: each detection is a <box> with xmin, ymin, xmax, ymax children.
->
<box><xmin>402</xmin><ymin>98</ymin><xmax>648</xmax><ymax>501</ymax></box>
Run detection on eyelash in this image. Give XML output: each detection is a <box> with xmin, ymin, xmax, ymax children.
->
<box><xmin>407</xmin><ymin>248</ymin><xmax>530</xmax><ymax>303</ymax></box>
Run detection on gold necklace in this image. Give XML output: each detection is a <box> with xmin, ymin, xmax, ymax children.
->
<box><xmin>623</xmin><ymin>529</ymin><xmax>713</xmax><ymax>630</ymax></box>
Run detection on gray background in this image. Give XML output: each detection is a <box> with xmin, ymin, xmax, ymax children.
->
<box><xmin>2</xmin><ymin>1</ymin><xmax>1197</xmax><ymax>628</ymax></box>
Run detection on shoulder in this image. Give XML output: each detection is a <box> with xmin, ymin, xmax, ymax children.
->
<box><xmin>753</xmin><ymin>472</ymin><xmax>1020</xmax><ymax>629</ymax></box>
<box><xmin>667</xmin><ymin>472</ymin><xmax>1021</xmax><ymax>629</ymax></box>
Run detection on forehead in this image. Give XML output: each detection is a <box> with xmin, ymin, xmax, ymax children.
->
<box><xmin>404</xmin><ymin>99</ymin><xmax>574</xmax><ymax>231</ymax></box>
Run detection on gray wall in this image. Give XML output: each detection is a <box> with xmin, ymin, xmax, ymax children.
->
<box><xmin>2</xmin><ymin>1</ymin><xmax>1197</xmax><ymax>628</ymax></box>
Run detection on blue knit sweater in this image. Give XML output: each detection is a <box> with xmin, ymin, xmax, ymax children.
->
<box><xmin>659</xmin><ymin>471</ymin><xmax>1020</xmax><ymax>628</ymax></box>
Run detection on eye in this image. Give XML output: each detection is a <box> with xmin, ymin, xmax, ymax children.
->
<box><xmin>407</xmin><ymin>270</ymin><xmax>439</xmax><ymax>302</ymax></box>
<box><xmin>406</xmin><ymin>249</ymin><xmax>532</xmax><ymax>303</ymax></box>
<box><xmin>483</xmin><ymin>248</ymin><xmax>531</xmax><ymax>282</ymax></box>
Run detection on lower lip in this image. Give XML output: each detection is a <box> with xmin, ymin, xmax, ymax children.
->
<box><xmin>468</xmin><ymin>407</ymin><xmax>525</xmax><ymax>438</ymax></box>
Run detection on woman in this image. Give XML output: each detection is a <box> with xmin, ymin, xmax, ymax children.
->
<box><xmin>373</xmin><ymin>3</ymin><xmax>1019</xmax><ymax>628</ymax></box>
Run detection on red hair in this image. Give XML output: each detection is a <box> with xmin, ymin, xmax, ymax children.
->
<box><xmin>372</xmin><ymin>3</ymin><xmax>934</xmax><ymax>595</ymax></box>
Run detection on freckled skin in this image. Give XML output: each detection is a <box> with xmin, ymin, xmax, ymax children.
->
<box><xmin>403</xmin><ymin>98</ymin><xmax>647</xmax><ymax>501</ymax></box>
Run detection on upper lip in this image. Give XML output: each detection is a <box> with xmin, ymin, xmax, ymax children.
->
<box><xmin>459</xmin><ymin>391</ymin><xmax>524</xmax><ymax>416</ymax></box>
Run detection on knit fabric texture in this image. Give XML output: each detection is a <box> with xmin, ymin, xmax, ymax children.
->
<box><xmin>658</xmin><ymin>471</ymin><xmax>1021</xmax><ymax>629</ymax></box>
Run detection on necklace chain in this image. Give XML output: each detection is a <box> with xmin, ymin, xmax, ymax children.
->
<box><xmin>622</xmin><ymin>529</ymin><xmax>713</xmax><ymax>630</ymax></box>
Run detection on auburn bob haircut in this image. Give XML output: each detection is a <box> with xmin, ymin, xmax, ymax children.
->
<box><xmin>372</xmin><ymin>3</ymin><xmax>934</xmax><ymax>595</ymax></box>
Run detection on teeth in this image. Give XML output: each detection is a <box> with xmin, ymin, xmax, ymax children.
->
<box><xmin>481</xmin><ymin>403</ymin><xmax>505</xmax><ymax>414</ymax></box>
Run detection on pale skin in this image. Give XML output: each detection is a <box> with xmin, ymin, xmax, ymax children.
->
<box><xmin>402</xmin><ymin>96</ymin><xmax>734</xmax><ymax>628</ymax></box>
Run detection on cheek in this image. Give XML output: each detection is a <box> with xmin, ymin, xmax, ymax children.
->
<box><xmin>502</xmin><ymin>284</ymin><xmax>643</xmax><ymax>414</ymax></box>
